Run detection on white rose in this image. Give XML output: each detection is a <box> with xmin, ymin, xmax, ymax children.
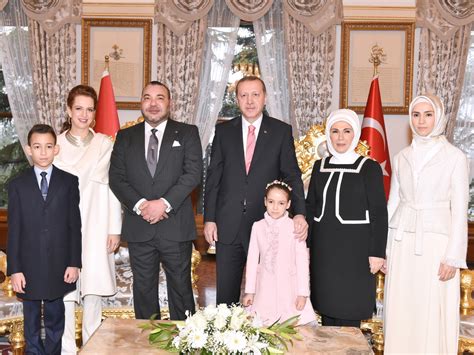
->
<box><xmin>203</xmin><ymin>304</ymin><xmax>218</xmax><ymax>321</ymax></box>
<box><xmin>214</xmin><ymin>315</ymin><xmax>227</xmax><ymax>330</ymax></box>
<box><xmin>230</xmin><ymin>310</ymin><xmax>246</xmax><ymax>330</ymax></box>
<box><xmin>187</xmin><ymin>313</ymin><xmax>207</xmax><ymax>331</ymax></box>
<box><xmin>217</xmin><ymin>303</ymin><xmax>232</xmax><ymax>318</ymax></box>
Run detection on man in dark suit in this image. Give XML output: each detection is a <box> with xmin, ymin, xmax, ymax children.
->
<box><xmin>204</xmin><ymin>76</ymin><xmax>308</xmax><ymax>305</ymax></box>
<box><xmin>7</xmin><ymin>124</ymin><xmax>81</xmax><ymax>355</ymax></box>
<box><xmin>109</xmin><ymin>81</ymin><xmax>202</xmax><ymax>320</ymax></box>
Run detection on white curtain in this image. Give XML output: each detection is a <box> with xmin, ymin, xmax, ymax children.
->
<box><xmin>0</xmin><ymin>0</ymin><xmax>38</xmax><ymax>150</ymax></box>
<box><xmin>453</xmin><ymin>31</ymin><xmax>473</xmax><ymax>203</ymax></box>
<box><xmin>253</xmin><ymin>0</ymin><xmax>290</xmax><ymax>124</ymax></box>
<box><xmin>194</xmin><ymin>0</ymin><xmax>240</xmax><ymax>151</ymax></box>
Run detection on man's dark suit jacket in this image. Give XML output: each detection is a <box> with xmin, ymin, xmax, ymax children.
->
<box><xmin>204</xmin><ymin>114</ymin><xmax>305</xmax><ymax>244</ymax></box>
<box><xmin>7</xmin><ymin>166</ymin><xmax>82</xmax><ymax>300</ymax></box>
<box><xmin>109</xmin><ymin>119</ymin><xmax>202</xmax><ymax>242</ymax></box>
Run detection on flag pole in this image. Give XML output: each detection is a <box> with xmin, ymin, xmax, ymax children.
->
<box><xmin>95</xmin><ymin>56</ymin><xmax>120</xmax><ymax>138</ymax></box>
<box><xmin>104</xmin><ymin>55</ymin><xmax>109</xmax><ymax>72</ymax></box>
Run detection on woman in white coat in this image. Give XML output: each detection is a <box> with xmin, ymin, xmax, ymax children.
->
<box><xmin>383</xmin><ymin>94</ymin><xmax>469</xmax><ymax>354</ymax></box>
<box><xmin>54</xmin><ymin>85</ymin><xmax>122</xmax><ymax>354</ymax></box>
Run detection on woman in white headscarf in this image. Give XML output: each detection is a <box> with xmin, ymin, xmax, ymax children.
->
<box><xmin>306</xmin><ymin>109</ymin><xmax>388</xmax><ymax>327</ymax></box>
<box><xmin>383</xmin><ymin>94</ymin><xmax>469</xmax><ymax>354</ymax></box>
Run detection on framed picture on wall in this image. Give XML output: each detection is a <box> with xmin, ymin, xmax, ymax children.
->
<box><xmin>82</xmin><ymin>18</ymin><xmax>152</xmax><ymax>110</ymax></box>
<box><xmin>340</xmin><ymin>21</ymin><xmax>415</xmax><ymax>114</ymax></box>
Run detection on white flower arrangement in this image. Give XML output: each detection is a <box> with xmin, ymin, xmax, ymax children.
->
<box><xmin>140</xmin><ymin>304</ymin><xmax>302</xmax><ymax>354</ymax></box>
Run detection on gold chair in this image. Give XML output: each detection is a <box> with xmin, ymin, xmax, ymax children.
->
<box><xmin>459</xmin><ymin>269</ymin><xmax>474</xmax><ymax>351</ymax></box>
<box><xmin>0</xmin><ymin>252</ymin><xmax>25</xmax><ymax>354</ymax></box>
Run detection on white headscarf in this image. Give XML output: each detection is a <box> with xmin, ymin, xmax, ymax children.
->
<box><xmin>408</xmin><ymin>94</ymin><xmax>447</xmax><ymax>186</ymax></box>
<box><xmin>325</xmin><ymin>109</ymin><xmax>361</xmax><ymax>164</ymax></box>
<box><xmin>408</xmin><ymin>94</ymin><xmax>447</xmax><ymax>139</ymax></box>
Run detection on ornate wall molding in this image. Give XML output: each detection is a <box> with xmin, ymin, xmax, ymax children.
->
<box><xmin>417</xmin><ymin>0</ymin><xmax>473</xmax><ymax>42</ymax></box>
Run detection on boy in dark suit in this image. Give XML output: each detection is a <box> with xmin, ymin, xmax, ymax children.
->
<box><xmin>7</xmin><ymin>124</ymin><xmax>81</xmax><ymax>355</ymax></box>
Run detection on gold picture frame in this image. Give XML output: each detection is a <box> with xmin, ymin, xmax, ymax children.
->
<box><xmin>81</xmin><ymin>18</ymin><xmax>152</xmax><ymax>110</ymax></box>
<box><xmin>340</xmin><ymin>22</ymin><xmax>415</xmax><ymax>114</ymax></box>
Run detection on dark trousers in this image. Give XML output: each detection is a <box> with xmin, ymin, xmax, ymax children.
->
<box><xmin>321</xmin><ymin>314</ymin><xmax>361</xmax><ymax>328</ymax></box>
<box><xmin>128</xmin><ymin>237</ymin><xmax>195</xmax><ymax>320</ymax></box>
<box><xmin>23</xmin><ymin>298</ymin><xmax>65</xmax><ymax>355</ymax></box>
<box><xmin>215</xmin><ymin>220</ymin><xmax>251</xmax><ymax>305</ymax></box>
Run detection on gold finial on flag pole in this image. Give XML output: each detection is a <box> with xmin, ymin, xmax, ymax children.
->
<box><xmin>369</xmin><ymin>44</ymin><xmax>386</xmax><ymax>77</ymax></box>
<box><xmin>104</xmin><ymin>55</ymin><xmax>110</xmax><ymax>72</ymax></box>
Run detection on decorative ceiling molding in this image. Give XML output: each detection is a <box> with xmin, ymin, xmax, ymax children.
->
<box><xmin>417</xmin><ymin>0</ymin><xmax>473</xmax><ymax>41</ymax></box>
<box><xmin>284</xmin><ymin>0</ymin><xmax>342</xmax><ymax>37</ymax></box>
<box><xmin>224</xmin><ymin>0</ymin><xmax>273</xmax><ymax>22</ymax></box>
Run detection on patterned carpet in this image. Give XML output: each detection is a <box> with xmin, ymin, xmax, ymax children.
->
<box><xmin>0</xmin><ymin>338</ymin><xmax>11</xmax><ymax>354</ymax></box>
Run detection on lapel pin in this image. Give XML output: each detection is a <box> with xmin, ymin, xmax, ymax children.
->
<box><xmin>264</xmin><ymin>130</ymin><xmax>267</xmax><ymax>134</ymax></box>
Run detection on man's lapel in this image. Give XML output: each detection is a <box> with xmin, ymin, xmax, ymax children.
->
<box><xmin>132</xmin><ymin>122</ymin><xmax>152</xmax><ymax>178</ymax></box>
<box><xmin>247</xmin><ymin>115</ymin><xmax>270</xmax><ymax>175</ymax></box>
<box><xmin>155</xmin><ymin>119</ymin><xmax>177</xmax><ymax>178</ymax></box>
<box><xmin>44</xmin><ymin>166</ymin><xmax>60</xmax><ymax>205</ymax></box>
<box><xmin>28</xmin><ymin>168</ymin><xmax>45</xmax><ymax>203</ymax></box>
<box><xmin>232</xmin><ymin>116</ymin><xmax>246</xmax><ymax>174</ymax></box>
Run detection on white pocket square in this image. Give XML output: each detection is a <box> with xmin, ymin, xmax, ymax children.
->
<box><xmin>172</xmin><ymin>140</ymin><xmax>181</xmax><ymax>147</ymax></box>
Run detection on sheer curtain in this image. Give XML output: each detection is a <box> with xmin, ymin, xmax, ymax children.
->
<box><xmin>29</xmin><ymin>21</ymin><xmax>77</xmax><ymax>132</ymax></box>
<box><xmin>194</xmin><ymin>0</ymin><xmax>240</xmax><ymax>151</ymax></box>
<box><xmin>0</xmin><ymin>0</ymin><xmax>37</xmax><ymax>149</ymax></box>
<box><xmin>453</xmin><ymin>30</ymin><xmax>473</xmax><ymax>219</ymax></box>
<box><xmin>156</xmin><ymin>17</ymin><xmax>207</xmax><ymax>124</ymax></box>
<box><xmin>253</xmin><ymin>0</ymin><xmax>289</xmax><ymax>124</ymax></box>
<box><xmin>416</xmin><ymin>25</ymin><xmax>471</xmax><ymax>140</ymax></box>
<box><xmin>284</xmin><ymin>13</ymin><xmax>337</xmax><ymax>136</ymax></box>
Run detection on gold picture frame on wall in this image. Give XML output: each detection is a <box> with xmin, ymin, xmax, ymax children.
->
<box><xmin>82</xmin><ymin>18</ymin><xmax>152</xmax><ymax>110</ymax></box>
<box><xmin>340</xmin><ymin>21</ymin><xmax>415</xmax><ymax>114</ymax></box>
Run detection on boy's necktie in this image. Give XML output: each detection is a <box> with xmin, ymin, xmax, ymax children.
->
<box><xmin>147</xmin><ymin>128</ymin><xmax>158</xmax><ymax>176</ymax></box>
<box><xmin>40</xmin><ymin>171</ymin><xmax>48</xmax><ymax>200</ymax></box>
<box><xmin>245</xmin><ymin>125</ymin><xmax>256</xmax><ymax>174</ymax></box>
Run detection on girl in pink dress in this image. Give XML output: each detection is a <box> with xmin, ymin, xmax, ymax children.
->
<box><xmin>243</xmin><ymin>181</ymin><xmax>316</xmax><ymax>325</ymax></box>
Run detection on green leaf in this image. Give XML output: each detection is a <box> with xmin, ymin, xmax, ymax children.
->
<box><xmin>267</xmin><ymin>346</ymin><xmax>285</xmax><ymax>354</ymax></box>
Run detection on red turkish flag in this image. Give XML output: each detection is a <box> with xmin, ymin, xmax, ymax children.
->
<box><xmin>361</xmin><ymin>76</ymin><xmax>392</xmax><ymax>200</ymax></box>
<box><xmin>95</xmin><ymin>70</ymin><xmax>120</xmax><ymax>138</ymax></box>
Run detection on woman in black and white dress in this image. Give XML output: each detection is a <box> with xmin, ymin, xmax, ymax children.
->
<box><xmin>306</xmin><ymin>109</ymin><xmax>388</xmax><ymax>327</ymax></box>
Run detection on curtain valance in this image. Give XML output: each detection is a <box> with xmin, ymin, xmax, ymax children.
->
<box><xmin>417</xmin><ymin>0</ymin><xmax>473</xmax><ymax>42</ymax></box>
<box><xmin>155</xmin><ymin>0</ymin><xmax>342</xmax><ymax>37</ymax></box>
